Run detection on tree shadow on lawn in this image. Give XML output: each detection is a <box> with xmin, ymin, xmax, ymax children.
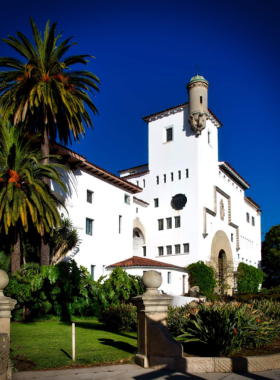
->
<box><xmin>60</xmin><ymin>321</ymin><xmax>137</xmax><ymax>341</ymax></box>
<box><xmin>98</xmin><ymin>338</ymin><xmax>136</xmax><ymax>354</ymax></box>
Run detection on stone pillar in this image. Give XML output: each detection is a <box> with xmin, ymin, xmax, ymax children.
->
<box><xmin>132</xmin><ymin>270</ymin><xmax>184</xmax><ymax>370</ymax></box>
<box><xmin>0</xmin><ymin>270</ymin><xmax>17</xmax><ymax>380</ymax></box>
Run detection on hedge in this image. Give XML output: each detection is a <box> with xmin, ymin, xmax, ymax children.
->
<box><xmin>236</xmin><ymin>262</ymin><xmax>265</xmax><ymax>294</ymax></box>
<box><xmin>187</xmin><ymin>261</ymin><xmax>216</xmax><ymax>294</ymax></box>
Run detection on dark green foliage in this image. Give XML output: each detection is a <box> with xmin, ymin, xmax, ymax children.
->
<box><xmin>236</xmin><ymin>262</ymin><xmax>265</xmax><ymax>294</ymax></box>
<box><xmin>187</xmin><ymin>261</ymin><xmax>216</xmax><ymax>294</ymax></box>
<box><xmin>5</xmin><ymin>263</ymin><xmax>144</xmax><ymax>321</ymax></box>
<box><xmin>96</xmin><ymin>267</ymin><xmax>145</xmax><ymax>310</ymax></box>
<box><xmin>99</xmin><ymin>303</ymin><xmax>137</xmax><ymax>331</ymax></box>
<box><xmin>5</xmin><ymin>260</ymin><xmax>99</xmax><ymax>321</ymax></box>
<box><xmin>167</xmin><ymin>305</ymin><xmax>191</xmax><ymax>336</ymax></box>
<box><xmin>178</xmin><ymin>303</ymin><xmax>280</xmax><ymax>356</ymax></box>
<box><xmin>262</xmin><ymin>224</ymin><xmax>280</xmax><ymax>288</ymax></box>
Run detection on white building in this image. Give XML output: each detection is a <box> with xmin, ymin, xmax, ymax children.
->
<box><xmin>52</xmin><ymin>74</ymin><xmax>262</xmax><ymax>295</ymax></box>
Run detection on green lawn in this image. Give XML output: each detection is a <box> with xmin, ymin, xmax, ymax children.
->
<box><xmin>11</xmin><ymin>319</ymin><xmax>137</xmax><ymax>370</ymax></box>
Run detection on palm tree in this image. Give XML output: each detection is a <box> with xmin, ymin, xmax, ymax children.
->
<box><xmin>0</xmin><ymin>118</ymin><xmax>68</xmax><ymax>273</ymax></box>
<box><xmin>0</xmin><ymin>18</ymin><xmax>100</xmax><ymax>262</ymax></box>
<box><xmin>50</xmin><ymin>218</ymin><xmax>81</xmax><ymax>265</ymax></box>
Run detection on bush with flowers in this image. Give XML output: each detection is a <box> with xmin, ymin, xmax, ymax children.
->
<box><xmin>177</xmin><ymin>301</ymin><xmax>280</xmax><ymax>356</ymax></box>
<box><xmin>99</xmin><ymin>303</ymin><xmax>137</xmax><ymax>331</ymax></box>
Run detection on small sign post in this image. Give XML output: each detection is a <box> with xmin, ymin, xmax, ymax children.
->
<box><xmin>72</xmin><ymin>323</ymin><xmax>75</xmax><ymax>361</ymax></box>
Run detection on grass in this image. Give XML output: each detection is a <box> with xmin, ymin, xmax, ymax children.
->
<box><xmin>10</xmin><ymin>319</ymin><xmax>137</xmax><ymax>370</ymax></box>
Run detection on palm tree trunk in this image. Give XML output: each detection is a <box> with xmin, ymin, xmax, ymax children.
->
<box><xmin>40</xmin><ymin>236</ymin><xmax>50</xmax><ymax>266</ymax></box>
<box><xmin>11</xmin><ymin>227</ymin><xmax>21</xmax><ymax>274</ymax></box>
<box><xmin>40</xmin><ymin>104</ymin><xmax>50</xmax><ymax>265</ymax></box>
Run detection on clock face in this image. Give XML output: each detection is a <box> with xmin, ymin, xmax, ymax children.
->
<box><xmin>171</xmin><ymin>194</ymin><xmax>187</xmax><ymax>210</ymax></box>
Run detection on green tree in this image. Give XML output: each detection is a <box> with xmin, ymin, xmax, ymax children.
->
<box><xmin>262</xmin><ymin>224</ymin><xmax>280</xmax><ymax>288</ymax></box>
<box><xmin>0</xmin><ymin>118</ymin><xmax>67</xmax><ymax>273</ymax></box>
<box><xmin>236</xmin><ymin>262</ymin><xmax>264</xmax><ymax>293</ymax></box>
<box><xmin>0</xmin><ymin>18</ymin><xmax>100</xmax><ymax>263</ymax></box>
<box><xmin>187</xmin><ymin>261</ymin><xmax>217</xmax><ymax>295</ymax></box>
<box><xmin>50</xmin><ymin>218</ymin><xmax>81</xmax><ymax>265</ymax></box>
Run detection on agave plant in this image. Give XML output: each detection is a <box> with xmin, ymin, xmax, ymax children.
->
<box><xmin>178</xmin><ymin>303</ymin><xmax>280</xmax><ymax>356</ymax></box>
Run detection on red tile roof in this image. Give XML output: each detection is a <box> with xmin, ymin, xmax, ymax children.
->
<box><xmin>51</xmin><ymin>142</ymin><xmax>142</xmax><ymax>194</ymax></box>
<box><xmin>133</xmin><ymin>197</ymin><xmax>149</xmax><ymax>206</ymax></box>
<box><xmin>106</xmin><ymin>256</ymin><xmax>186</xmax><ymax>270</ymax></box>
<box><xmin>219</xmin><ymin>162</ymin><xmax>250</xmax><ymax>189</ymax></box>
<box><xmin>142</xmin><ymin>102</ymin><xmax>223</xmax><ymax>127</ymax></box>
<box><xmin>118</xmin><ymin>163</ymin><xmax>149</xmax><ymax>173</ymax></box>
<box><xmin>245</xmin><ymin>196</ymin><xmax>261</xmax><ymax>210</ymax></box>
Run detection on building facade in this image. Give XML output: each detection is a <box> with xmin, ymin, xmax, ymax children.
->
<box><xmin>53</xmin><ymin>74</ymin><xmax>262</xmax><ymax>295</ymax></box>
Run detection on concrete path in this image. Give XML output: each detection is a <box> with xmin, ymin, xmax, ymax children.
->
<box><xmin>12</xmin><ymin>363</ymin><xmax>280</xmax><ymax>380</ymax></box>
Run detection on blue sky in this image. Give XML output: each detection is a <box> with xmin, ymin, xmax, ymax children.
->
<box><xmin>1</xmin><ymin>0</ymin><xmax>279</xmax><ymax>238</ymax></box>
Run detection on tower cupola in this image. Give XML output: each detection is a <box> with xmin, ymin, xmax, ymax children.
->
<box><xmin>187</xmin><ymin>74</ymin><xmax>209</xmax><ymax>137</ymax></box>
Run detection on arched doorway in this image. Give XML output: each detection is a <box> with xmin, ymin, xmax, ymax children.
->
<box><xmin>218</xmin><ymin>250</ymin><xmax>226</xmax><ymax>294</ymax></box>
<box><xmin>210</xmin><ymin>230</ymin><xmax>234</xmax><ymax>295</ymax></box>
<box><xmin>133</xmin><ymin>228</ymin><xmax>145</xmax><ymax>256</ymax></box>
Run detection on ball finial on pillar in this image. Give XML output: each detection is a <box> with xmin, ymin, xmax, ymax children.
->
<box><xmin>142</xmin><ymin>270</ymin><xmax>162</xmax><ymax>296</ymax></box>
<box><xmin>0</xmin><ymin>270</ymin><xmax>9</xmax><ymax>298</ymax></box>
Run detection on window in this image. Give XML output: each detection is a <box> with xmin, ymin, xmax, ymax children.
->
<box><xmin>119</xmin><ymin>215</ymin><xmax>122</xmax><ymax>233</ymax></box>
<box><xmin>166</xmin><ymin>127</ymin><xmax>173</xmax><ymax>142</ymax></box>
<box><xmin>175</xmin><ymin>244</ymin><xmax>181</xmax><ymax>254</ymax></box>
<box><xmin>91</xmin><ymin>265</ymin><xmax>95</xmax><ymax>280</ymax></box>
<box><xmin>143</xmin><ymin>246</ymin><xmax>146</xmax><ymax>257</ymax></box>
<box><xmin>167</xmin><ymin>272</ymin><xmax>171</xmax><ymax>284</ymax></box>
<box><xmin>86</xmin><ymin>218</ymin><xmax>93</xmax><ymax>235</ymax></box>
<box><xmin>186</xmin><ymin>169</ymin><xmax>189</xmax><ymax>178</ymax></box>
<box><xmin>164</xmin><ymin>174</ymin><xmax>166</xmax><ymax>183</ymax></box>
<box><xmin>136</xmin><ymin>208</ymin><xmax>138</xmax><ymax>213</ymax></box>
<box><xmin>166</xmin><ymin>217</ymin><xmax>172</xmax><ymax>229</ymax></box>
<box><xmin>158</xmin><ymin>219</ymin><xmax>164</xmax><ymax>230</ymax></box>
<box><xmin>231</xmin><ymin>233</ymin><xmax>234</xmax><ymax>242</ymax></box>
<box><xmin>238</xmin><ymin>254</ymin><xmax>240</xmax><ymax>259</ymax></box>
<box><xmin>87</xmin><ymin>190</ymin><xmax>93</xmax><ymax>203</ymax></box>
<box><xmin>143</xmin><ymin>179</ymin><xmax>145</xmax><ymax>188</ymax></box>
<box><xmin>183</xmin><ymin>243</ymin><xmax>189</xmax><ymax>253</ymax></box>
<box><xmin>124</xmin><ymin>194</ymin><xmax>130</xmax><ymax>204</ymax></box>
<box><xmin>156</xmin><ymin>176</ymin><xmax>159</xmax><ymax>185</ymax></box>
<box><xmin>166</xmin><ymin>245</ymin><xmax>172</xmax><ymax>255</ymax></box>
<box><xmin>175</xmin><ymin>216</ymin><xmax>181</xmax><ymax>228</ymax></box>
<box><xmin>200</xmin><ymin>96</ymin><xmax>203</xmax><ymax>104</ymax></box>
<box><xmin>154</xmin><ymin>198</ymin><xmax>159</xmax><ymax>208</ymax></box>
<box><xmin>178</xmin><ymin>171</ymin><xmax>181</xmax><ymax>180</ymax></box>
<box><xmin>136</xmin><ymin>181</ymin><xmax>139</xmax><ymax>186</ymax></box>
<box><xmin>242</xmin><ymin>258</ymin><xmax>244</xmax><ymax>261</ymax></box>
<box><xmin>246</xmin><ymin>212</ymin><xmax>250</xmax><ymax>222</ymax></box>
<box><xmin>158</xmin><ymin>246</ymin><xmax>164</xmax><ymax>256</ymax></box>
<box><xmin>252</xmin><ymin>216</ymin><xmax>255</xmax><ymax>226</ymax></box>
<box><xmin>171</xmin><ymin>173</ymin><xmax>173</xmax><ymax>181</ymax></box>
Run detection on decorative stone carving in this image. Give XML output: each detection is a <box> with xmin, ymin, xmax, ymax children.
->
<box><xmin>220</xmin><ymin>199</ymin><xmax>225</xmax><ymax>221</ymax></box>
<box><xmin>188</xmin><ymin>112</ymin><xmax>208</xmax><ymax>136</ymax></box>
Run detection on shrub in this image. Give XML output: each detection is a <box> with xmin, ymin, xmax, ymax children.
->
<box><xmin>99</xmin><ymin>303</ymin><xmax>137</xmax><ymax>331</ymax></box>
<box><xmin>167</xmin><ymin>305</ymin><xmax>191</xmax><ymax>336</ymax></box>
<box><xmin>96</xmin><ymin>267</ymin><xmax>145</xmax><ymax>310</ymax></box>
<box><xmin>187</xmin><ymin>261</ymin><xmax>216</xmax><ymax>294</ymax></box>
<box><xmin>236</xmin><ymin>263</ymin><xmax>265</xmax><ymax>294</ymax></box>
<box><xmin>5</xmin><ymin>260</ymin><xmax>99</xmax><ymax>321</ymax></box>
<box><xmin>178</xmin><ymin>302</ymin><xmax>280</xmax><ymax>356</ymax></box>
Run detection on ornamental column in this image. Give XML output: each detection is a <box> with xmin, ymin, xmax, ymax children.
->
<box><xmin>0</xmin><ymin>270</ymin><xmax>17</xmax><ymax>380</ymax></box>
<box><xmin>132</xmin><ymin>270</ymin><xmax>184</xmax><ymax>370</ymax></box>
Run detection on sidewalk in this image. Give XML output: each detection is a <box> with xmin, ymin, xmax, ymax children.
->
<box><xmin>12</xmin><ymin>363</ymin><xmax>280</xmax><ymax>380</ymax></box>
